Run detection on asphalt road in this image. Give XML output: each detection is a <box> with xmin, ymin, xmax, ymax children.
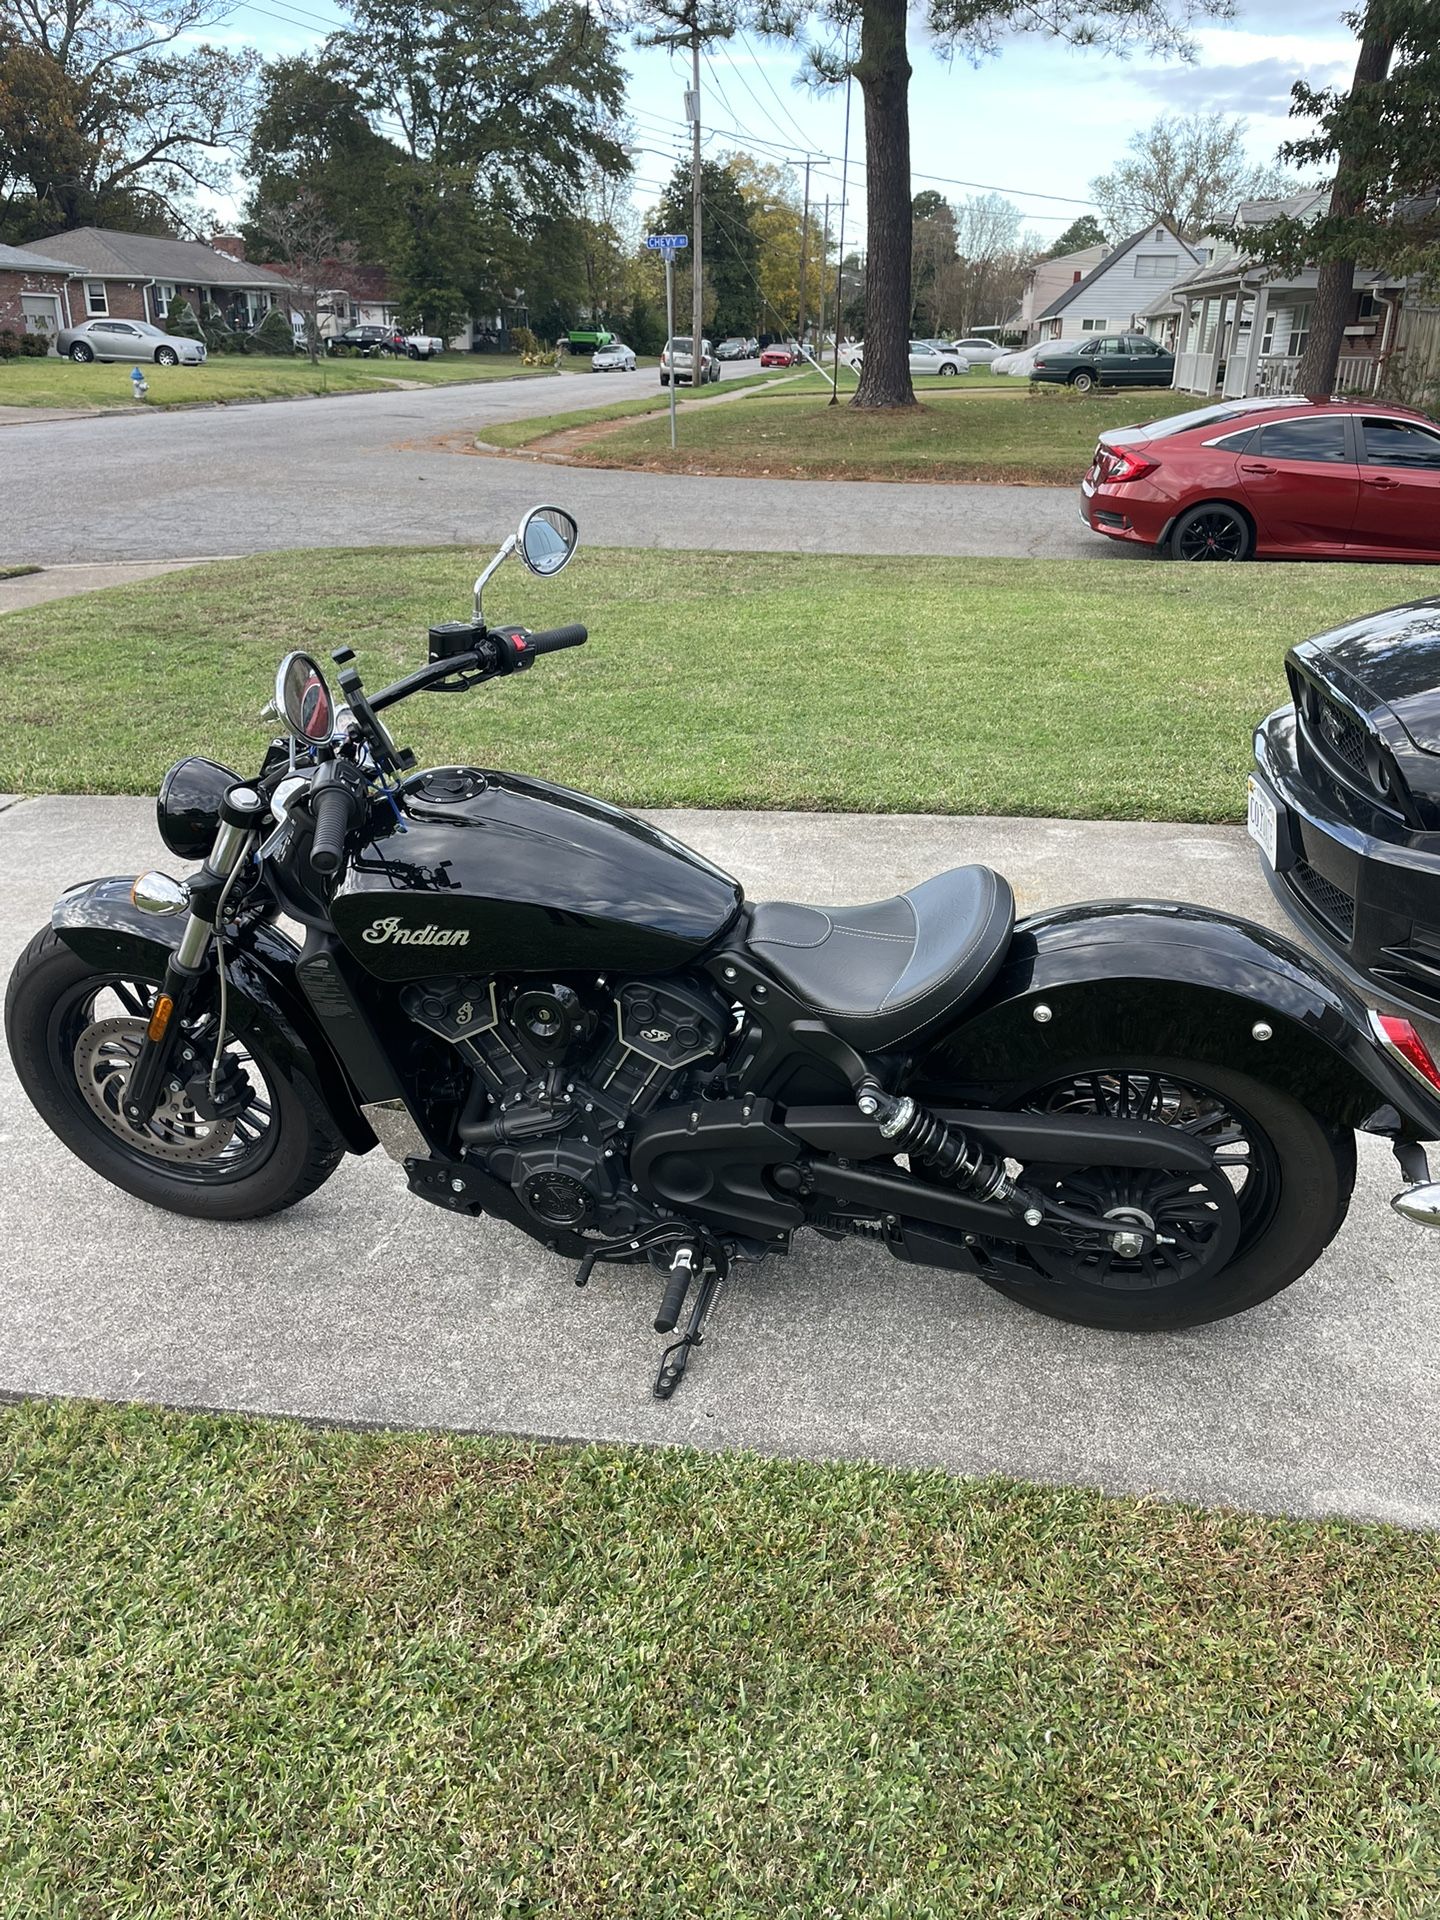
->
<box><xmin>3</xmin><ymin>794</ymin><xmax>1436</xmax><ymax>1526</ymax></box>
<box><xmin>5</xmin><ymin>367</ymin><xmax>1095</xmax><ymax>565</ymax></box>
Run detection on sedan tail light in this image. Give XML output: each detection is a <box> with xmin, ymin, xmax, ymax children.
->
<box><xmin>1096</xmin><ymin>444</ymin><xmax>1158</xmax><ymax>483</ymax></box>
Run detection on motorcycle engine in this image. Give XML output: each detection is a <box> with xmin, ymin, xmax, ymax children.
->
<box><xmin>401</xmin><ymin>973</ymin><xmax>731</xmax><ymax>1237</ymax></box>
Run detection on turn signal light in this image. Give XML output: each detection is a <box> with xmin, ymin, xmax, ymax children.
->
<box><xmin>147</xmin><ymin>994</ymin><xmax>175</xmax><ymax>1043</ymax></box>
<box><xmin>1370</xmin><ymin>1011</ymin><xmax>1440</xmax><ymax>1093</ymax></box>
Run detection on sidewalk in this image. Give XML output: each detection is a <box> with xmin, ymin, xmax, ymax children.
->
<box><xmin>2</xmin><ymin>796</ymin><xmax>1435</xmax><ymax>1527</ymax></box>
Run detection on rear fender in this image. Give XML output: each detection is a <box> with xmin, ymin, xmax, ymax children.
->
<box><xmin>52</xmin><ymin>877</ymin><xmax>376</xmax><ymax>1154</ymax></box>
<box><xmin>908</xmin><ymin>900</ymin><xmax>1440</xmax><ymax>1141</ymax></box>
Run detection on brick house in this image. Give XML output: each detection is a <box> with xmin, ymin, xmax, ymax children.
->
<box><xmin>0</xmin><ymin>240</ymin><xmax>84</xmax><ymax>345</ymax></box>
<box><xmin>32</xmin><ymin>227</ymin><xmax>292</xmax><ymax>335</ymax></box>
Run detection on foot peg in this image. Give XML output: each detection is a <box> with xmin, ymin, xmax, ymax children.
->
<box><xmin>654</xmin><ymin>1250</ymin><xmax>727</xmax><ymax>1401</ymax></box>
<box><xmin>654</xmin><ymin>1246</ymin><xmax>695</xmax><ymax>1333</ymax></box>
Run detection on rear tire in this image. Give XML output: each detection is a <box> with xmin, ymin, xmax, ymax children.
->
<box><xmin>1069</xmin><ymin>369</ymin><xmax>1095</xmax><ymax>393</ymax></box>
<box><xmin>1169</xmin><ymin>501</ymin><xmax>1253</xmax><ymax>562</ymax></box>
<box><xmin>951</xmin><ymin>1057</ymin><xmax>1355</xmax><ymax>1331</ymax></box>
<box><xmin>5</xmin><ymin>928</ymin><xmax>345</xmax><ymax>1222</ymax></box>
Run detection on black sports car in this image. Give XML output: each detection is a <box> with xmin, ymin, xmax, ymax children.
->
<box><xmin>1252</xmin><ymin>596</ymin><xmax>1440</xmax><ymax>1022</ymax></box>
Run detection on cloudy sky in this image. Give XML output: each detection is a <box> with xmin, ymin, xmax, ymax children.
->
<box><xmin>205</xmin><ymin>0</ymin><xmax>1359</xmax><ymax>245</ymax></box>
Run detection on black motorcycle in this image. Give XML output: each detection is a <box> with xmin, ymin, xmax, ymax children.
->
<box><xmin>10</xmin><ymin>506</ymin><xmax>1440</xmax><ymax>1398</ymax></box>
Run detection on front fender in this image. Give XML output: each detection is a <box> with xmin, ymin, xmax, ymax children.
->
<box><xmin>52</xmin><ymin>877</ymin><xmax>376</xmax><ymax>1154</ymax></box>
<box><xmin>909</xmin><ymin>899</ymin><xmax>1440</xmax><ymax>1141</ymax></box>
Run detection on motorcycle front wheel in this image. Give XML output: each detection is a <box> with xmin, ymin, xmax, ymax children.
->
<box><xmin>6</xmin><ymin>928</ymin><xmax>345</xmax><ymax>1222</ymax></box>
<box><xmin>946</xmin><ymin>1056</ymin><xmax>1356</xmax><ymax>1331</ymax></box>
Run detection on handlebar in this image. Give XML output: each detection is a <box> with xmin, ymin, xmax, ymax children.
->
<box><xmin>309</xmin><ymin>782</ymin><xmax>354</xmax><ymax>877</ymax></box>
<box><xmin>523</xmin><ymin>624</ymin><xmax>588</xmax><ymax>656</ymax></box>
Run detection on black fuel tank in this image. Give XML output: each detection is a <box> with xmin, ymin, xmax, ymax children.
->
<box><xmin>331</xmin><ymin>767</ymin><xmax>744</xmax><ymax>980</ymax></box>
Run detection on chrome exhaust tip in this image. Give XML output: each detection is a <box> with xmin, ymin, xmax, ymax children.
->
<box><xmin>1391</xmin><ymin>1181</ymin><xmax>1440</xmax><ymax>1229</ymax></box>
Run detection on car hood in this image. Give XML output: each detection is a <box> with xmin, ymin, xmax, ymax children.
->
<box><xmin>1292</xmin><ymin>598</ymin><xmax>1440</xmax><ymax>754</ymax></box>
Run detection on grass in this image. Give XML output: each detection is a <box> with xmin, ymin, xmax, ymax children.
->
<box><xmin>0</xmin><ymin>563</ymin><xmax>40</xmax><ymax>579</ymax></box>
<box><xmin>0</xmin><ymin>352</ymin><xmax>547</xmax><ymax>411</ymax></box>
<box><xmin>478</xmin><ymin>368</ymin><xmax>796</xmax><ymax>449</ymax></box>
<box><xmin>4</xmin><ymin>545</ymin><xmax>1440</xmax><ymax>817</ymax></box>
<box><xmin>578</xmin><ymin>386</ymin><xmax>1203</xmax><ymax>483</ymax></box>
<box><xmin>2</xmin><ymin>1397</ymin><xmax>1438</xmax><ymax>1918</ymax></box>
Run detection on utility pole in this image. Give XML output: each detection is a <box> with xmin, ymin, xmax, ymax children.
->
<box><xmin>687</xmin><ymin>10</ymin><xmax>703</xmax><ymax>354</ymax></box>
<box><xmin>818</xmin><ymin>195</ymin><xmax>829</xmax><ymax>346</ymax></box>
<box><xmin>797</xmin><ymin>156</ymin><xmax>812</xmax><ymax>352</ymax></box>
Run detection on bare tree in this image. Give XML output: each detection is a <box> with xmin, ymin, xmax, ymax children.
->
<box><xmin>253</xmin><ymin>190</ymin><xmax>358</xmax><ymax>362</ymax></box>
<box><xmin>1089</xmin><ymin>111</ymin><xmax>1302</xmax><ymax>241</ymax></box>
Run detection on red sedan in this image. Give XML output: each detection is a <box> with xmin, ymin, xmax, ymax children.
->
<box><xmin>760</xmin><ymin>343</ymin><xmax>800</xmax><ymax>367</ymax></box>
<box><xmin>1080</xmin><ymin>396</ymin><xmax>1440</xmax><ymax>561</ymax></box>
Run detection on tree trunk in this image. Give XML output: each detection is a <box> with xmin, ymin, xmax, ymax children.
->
<box><xmin>1295</xmin><ymin>6</ymin><xmax>1396</xmax><ymax>398</ymax></box>
<box><xmin>850</xmin><ymin>0</ymin><xmax>915</xmax><ymax>410</ymax></box>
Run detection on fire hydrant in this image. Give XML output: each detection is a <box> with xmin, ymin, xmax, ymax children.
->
<box><xmin>131</xmin><ymin>365</ymin><xmax>149</xmax><ymax>400</ymax></box>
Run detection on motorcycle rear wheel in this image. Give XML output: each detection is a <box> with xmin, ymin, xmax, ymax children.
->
<box><xmin>6</xmin><ymin>928</ymin><xmax>345</xmax><ymax>1222</ymax></box>
<box><xmin>956</xmin><ymin>1056</ymin><xmax>1355</xmax><ymax>1331</ymax></box>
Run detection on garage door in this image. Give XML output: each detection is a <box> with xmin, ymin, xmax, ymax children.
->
<box><xmin>21</xmin><ymin>293</ymin><xmax>63</xmax><ymax>348</ymax></box>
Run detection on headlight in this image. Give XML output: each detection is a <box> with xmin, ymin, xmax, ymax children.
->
<box><xmin>156</xmin><ymin>755</ymin><xmax>242</xmax><ymax>858</ymax></box>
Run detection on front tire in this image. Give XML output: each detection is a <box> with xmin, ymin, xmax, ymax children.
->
<box><xmin>5</xmin><ymin>928</ymin><xmax>345</xmax><ymax>1222</ymax></box>
<box><xmin>957</xmin><ymin>1058</ymin><xmax>1355</xmax><ymax>1331</ymax></box>
<box><xmin>69</xmin><ymin>342</ymin><xmax>94</xmax><ymax>363</ymax></box>
<box><xmin>155</xmin><ymin>347</ymin><xmax>179</xmax><ymax>367</ymax></box>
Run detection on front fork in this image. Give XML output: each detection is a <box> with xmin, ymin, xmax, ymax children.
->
<box><xmin>123</xmin><ymin>785</ymin><xmax>267</xmax><ymax>1126</ymax></box>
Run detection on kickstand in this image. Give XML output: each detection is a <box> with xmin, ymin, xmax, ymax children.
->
<box><xmin>654</xmin><ymin>1257</ymin><xmax>726</xmax><ymax>1401</ymax></box>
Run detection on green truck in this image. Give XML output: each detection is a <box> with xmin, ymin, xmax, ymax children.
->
<box><xmin>557</xmin><ymin>328</ymin><xmax>614</xmax><ymax>354</ymax></box>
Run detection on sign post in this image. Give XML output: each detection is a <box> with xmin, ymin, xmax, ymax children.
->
<box><xmin>646</xmin><ymin>233</ymin><xmax>688</xmax><ymax>450</ymax></box>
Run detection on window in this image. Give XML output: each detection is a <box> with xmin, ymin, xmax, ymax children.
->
<box><xmin>1261</xmin><ymin>302</ymin><xmax>1311</xmax><ymax>358</ymax></box>
<box><xmin>1361</xmin><ymin>419</ymin><xmax>1440</xmax><ymax>470</ymax></box>
<box><xmin>1211</xmin><ymin>427</ymin><xmax>1260</xmax><ymax>452</ymax></box>
<box><xmin>1255</xmin><ymin>416</ymin><xmax>1352</xmax><ymax>464</ymax></box>
<box><xmin>155</xmin><ymin>282</ymin><xmax>175</xmax><ymax>317</ymax></box>
<box><xmin>1126</xmin><ymin>338</ymin><xmax>1163</xmax><ymax>356</ymax></box>
<box><xmin>1080</xmin><ymin>317</ymin><xmax>1106</xmax><ymax>332</ymax></box>
<box><xmin>1134</xmin><ymin>254</ymin><xmax>1177</xmax><ymax>280</ymax></box>
<box><xmin>1097</xmin><ymin>337</ymin><xmax>1125</xmax><ymax>354</ymax></box>
<box><xmin>85</xmin><ymin>281</ymin><xmax>108</xmax><ymax>316</ymax></box>
<box><xmin>1357</xmin><ymin>293</ymin><xmax>1380</xmax><ymax>321</ymax></box>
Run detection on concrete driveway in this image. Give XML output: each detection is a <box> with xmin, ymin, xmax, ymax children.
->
<box><xmin>6</xmin><ymin>368</ymin><xmax>1096</xmax><ymax>566</ymax></box>
<box><xmin>2</xmin><ymin>794</ymin><xmax>1436</xmax><ymax>1526</ymax></box>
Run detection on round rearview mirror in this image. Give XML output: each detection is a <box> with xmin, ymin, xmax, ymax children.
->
<box><xmin>518</xmin><ymin>505</ymin><xmax>579</xmax><ymax>578</ymax></box>
<box><xmin>275</xmin><ymin>651</ymin><xmax>335</xmax><ymax>743</ymax></box>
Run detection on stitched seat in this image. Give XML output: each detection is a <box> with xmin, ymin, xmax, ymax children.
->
<box><xmin>744</xmin><ymin>866</ymin><xmax>1015</xmax><ymax>1050</ymax></box>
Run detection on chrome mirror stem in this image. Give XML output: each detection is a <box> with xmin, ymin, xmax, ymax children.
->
<box><xmin>473</xmin><ymin>534</ymin><xmax>517</xmax><ymax>623</ymax></box>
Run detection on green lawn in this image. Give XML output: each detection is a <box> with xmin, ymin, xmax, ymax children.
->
<box><xmin>4</xmin><ymin>546</ymin><xmax>1438</xmax><ymax>816</ymax></box>
<box><xmin>2</xmin><ymin>1398</ymin><xmax>1437</xmax><ymax>1918</ymax></box>
<box><xmin>581</xmin><ymin>386</ymin><xmax>1203</xmax><ymax>483</ymax></box>
<box><xmin>0</xmin><ymin>352</ymin><xmax>548</xmax><ymax>411</ymax></box>
<box><xmin>478</xmin><ymin>368</ymin><xmax>797</xmax><ymax>449</ymax></box>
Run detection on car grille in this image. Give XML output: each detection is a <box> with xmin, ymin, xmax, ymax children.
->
<box><xmin>1288</xmin><ymin>859</ymin><xmax>1355</xmax><ymax>939</ymax></box>
<box><xmin>1313</xmin><ymin>695</ymin><xmax>1370</xmax><ymax>778</ymax></box>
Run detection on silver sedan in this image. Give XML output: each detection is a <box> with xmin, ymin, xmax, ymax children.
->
<box><xmin>591</xmin><ymin>341</ymin><xmax>638</xmax><ymax>372</ymax></box>
<box><xmin>56</xmin><ymin>318</ymin><xmax>207</xmax><ymax>367</ymax></box>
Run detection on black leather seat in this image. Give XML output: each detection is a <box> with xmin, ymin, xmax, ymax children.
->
<box><xmin>744</xmin><ymin>865</ymin><xmax>1015</xmax><ymax>1051</ymax></box>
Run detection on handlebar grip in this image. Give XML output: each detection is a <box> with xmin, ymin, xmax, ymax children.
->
<box><xmin>525</xmin><ymin>624</ymin><xmax>588</xmax><ymax>655</ymax></box>
<box><xmin>309</xmin><ymin>782</ymin><xmax>354</xmax><ymax>878</ymax></box>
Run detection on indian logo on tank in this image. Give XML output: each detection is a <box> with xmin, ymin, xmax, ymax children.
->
<box><xmin>362</xmin><ymin>915</ymin><xmax>470</xmax><ymax>948</ymax></box>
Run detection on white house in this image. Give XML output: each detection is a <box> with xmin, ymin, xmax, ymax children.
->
<box><xmin>1013</xmin><ymin>242</ymin><xmax>1110</xmax><ymax>344</ymax></box>
<box><xmin>1033</xmin><ymin>222</ymin><xmax>1202</xmax><ymax>341</ymax></box>
<box><xmin>1168</xmin><ymin>193</ymin><xmax>1402</xmax><ymax>399</ymax></box>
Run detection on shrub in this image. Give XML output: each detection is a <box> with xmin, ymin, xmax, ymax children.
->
<box><xmin>0</xmin><ymin>329</ymin><xmax>21</xmax><ymax>360</ymax></box>
<box><xmin>19</xmin><ymin>329</ymin><xmax>48</xmax><ymax>357</ymax></box>
<box><xmin>162</xmin><ymin>297</ymin><xmax>204</xmax><ymax>341</ymax></box>
<box><xmin>509</xmin><ymin>325</ymin><xmax>539</xmax><ymax>358</ymax></box>
<box><xmin>253</xmin><ymin>305</ymin><xmax>297</xmax><ymax>356</ymax></box>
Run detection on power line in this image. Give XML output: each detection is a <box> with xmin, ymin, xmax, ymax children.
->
<box><xmin>732</xmin><ymin>30</ymin><xmax>822</xmax><ymax>155</ymax></box>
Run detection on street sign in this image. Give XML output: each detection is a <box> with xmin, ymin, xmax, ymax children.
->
<box><xmin>644</xmin><ymin>233</ymin><xmax>689</xmax><ymax>250</ymax></box>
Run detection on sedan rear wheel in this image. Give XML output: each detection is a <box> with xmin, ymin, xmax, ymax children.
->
<box><xmin>1170</xmin><ymin>502</ymin><xmax>1252</xmax><ymax>562</ymax></box>
<box><xmin>1069</xmin><ymin>369</ymin><xmax>1096</xmax><ymax>393</ymax></box>
<box><xmin>155</xmin><ymin>346</ymin><xmax>179</xmax><ymax>367</ymax></box>
<box><xmin>69</xmin><ymin>342</ymin><xmax>94</xmax><ymax>363</ymax></box>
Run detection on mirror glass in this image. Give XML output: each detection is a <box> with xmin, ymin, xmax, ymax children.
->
<box><xmin>518</xmin><ymin>505</ymin><xmax>579</xmax><ymax>577</ymax></box>
<box><xmin>275</xmin><ymin>652</ymin><xmax>334</xmax><ymax>743</ymax></box>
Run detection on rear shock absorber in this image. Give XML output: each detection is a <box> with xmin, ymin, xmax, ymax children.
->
<box><xmin>856</xmin><ymin>1077</ymin><xmax>1028</xmax><ymax>1210</ymax></box>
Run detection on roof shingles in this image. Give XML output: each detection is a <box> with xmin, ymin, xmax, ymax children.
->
<box><xmin>31</xmin><ymin>227</ymin><xmax>290</xmax><ymax>290</ymax></box>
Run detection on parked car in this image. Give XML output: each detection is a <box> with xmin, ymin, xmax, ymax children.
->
<box><xmin>1080</xmin><ymin>395</ymin><xmax>1440</xmax><ymax>563</ymax></box>
<box><xmin>558</xmin><ymin>329</ymin><xmax>614</xmax><ymax>356</ymax></box>
<box><xmin>660</xmin><ymin>336</ymin><xmax>719</xmax><ymax>385</ymax></box>
<box><xmin>948</xmin><ymin>336</ymin><xmax>1004</xmax><ymax>365</ymax></box>
<box><xmin>759</xmin><ymin>342</ymin><xmax>799</xmax><ymax>367</ymax></box>
<box><xmin>403</xmin><ymin>332</ymin><xmax>445</xmax><ymax>360</ymax></box>
<box><xmin>846</xmin><ymin>341</ymin><xmax>967</xmax><ymax>377</ymax></box>
<box><xmin>327</xmin><ymin>326</ymin><xmax>402</xmax><ymax>358</ymax></box>
<box><xmin>591</xmin><ymin>340</ymin><xmax>638</xmax><ymax>372</ymax></box>
<box><xmin>57</xmin><ymin>318</ymin><xmax>206</xmax><ymax>367</ymax></box>
<box><xmin>745</xmin><ymin>337</ymin><xmax>759</xmax><ymax>357</ymax></box>
<box><xmin>1031</xmin><ymin>333</ymin><xmax>1174</xmax><ymax>391</ymax></box>
<box><xmin>716</xmin><ymin>337</ymin><xmax>750</xmax><ymax>361</ymax></box>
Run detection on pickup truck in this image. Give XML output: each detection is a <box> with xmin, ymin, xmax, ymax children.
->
<box><xmin>326</xmin><ymin>325</ymin><xmax>445</xmax><ymax>360</ymax></box>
